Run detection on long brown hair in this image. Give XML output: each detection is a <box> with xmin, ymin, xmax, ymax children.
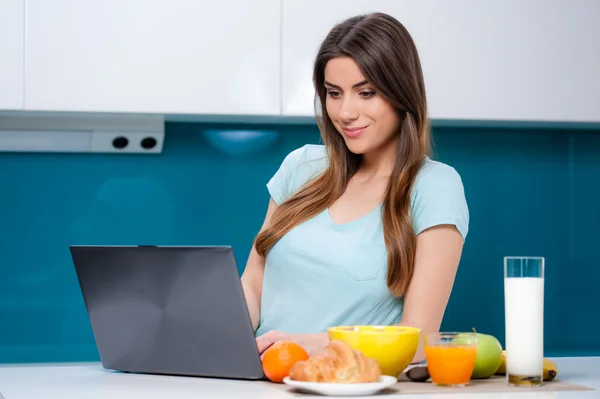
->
<box><xmin>255</xmin><ymin>12</ymin><xmax>431</xmax><ymax>297</ymax></box>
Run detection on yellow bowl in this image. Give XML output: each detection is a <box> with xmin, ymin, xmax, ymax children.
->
<box><xmin>327</xmin><ymin>325</ymin><xmax>421</xmax><ymax>377</ymax></box>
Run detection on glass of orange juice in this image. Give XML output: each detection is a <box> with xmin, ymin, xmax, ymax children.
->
<box><xmin>424</xmin><ymin>332</ymin><xmax>478</xmax><ymax>387</ymax></box>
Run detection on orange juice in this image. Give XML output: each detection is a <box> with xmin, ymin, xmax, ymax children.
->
<box><xmin>424</xmin><ymin>344</ymin><xmax>477</xmax><ymax>386</ymax></box>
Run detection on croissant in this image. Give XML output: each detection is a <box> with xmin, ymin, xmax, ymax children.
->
<box><xmin>288</xmin><ymin>340</ymin><xmax>381</xmax><ymax>383</ymax></box>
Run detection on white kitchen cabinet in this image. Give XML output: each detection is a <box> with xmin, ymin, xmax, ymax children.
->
<box><xmin>0</xmin><ymin>0</ymin><xmax>24</xmax><ymax>110</ymax></box>
<box><xmin>282</xmin><ymin>0</ymin><xmax>600</xmax><ymax>123</ymax></box>
<box><xmin>25</xmin><ymin>0</ymin><xmax>281</xmax><ymax>116</ymax></box>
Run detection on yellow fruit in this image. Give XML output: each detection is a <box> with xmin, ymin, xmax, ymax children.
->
<box><xmin>494</xmin><ymin>351</ymin><xmax>558</xmax><ymax>382</ymax></box>
<box><xmin>543</xmin><ymin>358</ymin><xmax>558</xmax><ymax>381</ymax></box>
<box><xmin>495</xmin><ymin>350</ymin><xmax>506</xmax><ymax>375</ymax></box>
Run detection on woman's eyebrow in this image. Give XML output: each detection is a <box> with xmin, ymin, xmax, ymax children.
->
<box><xmin>324</xmin><ymin>80</ymin><xmax>369</xmax><ymax>89</ymax></box>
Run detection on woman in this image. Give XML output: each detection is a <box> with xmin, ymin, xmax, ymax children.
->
<box><xmin>241</xmin><ymin>12</ymin><xmax>469</xmax><ymax>363</ymax></box>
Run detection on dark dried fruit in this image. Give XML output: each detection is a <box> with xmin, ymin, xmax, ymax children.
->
<box><xmin>406</xmin><ymin>365</ymin><xmax>430</xmax><ymax>382</ymax></box>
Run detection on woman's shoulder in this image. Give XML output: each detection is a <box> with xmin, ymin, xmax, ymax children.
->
<box><xmin>267</xmin><ymin>144</ymin><xmax>329</xmax><ymax>204</ymax></box>
<box><xmin>283</xmin><ymin>144</ymin><xmax>329</xmax><ymax>165</ymax></box>
<box><xmin>281</xmin><ymin>144</ymin><xmax>330</xmax><ymax>178</ymax></box>
<box><xmin>414</xmin><ymin>157</ymin><xmax>464</xmax><ymax>189</ymax></box>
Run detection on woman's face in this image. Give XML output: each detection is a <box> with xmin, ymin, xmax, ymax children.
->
<box><xmin>324</xmin><ymin>56</ymin><xmax>401</xmax><ymax>155</ymax></box>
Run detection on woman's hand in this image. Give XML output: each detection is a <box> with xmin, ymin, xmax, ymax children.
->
<box><xmin>256</xmin><ymin>330</ymin><xmax>329</xmax><ymax>357</ymax></box>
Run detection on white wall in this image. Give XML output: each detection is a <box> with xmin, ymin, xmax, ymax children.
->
<box><xmin>24</xmin><ymin>0</ymin><xmax>281</xmax><ymax>116</ymax></box>
<box><xmin>282</xmin><ymin>0</ymin><xmax>600</xmax><ymax>123</ymax></box>
<box><xmin>0</xmin><ymin>0</ymin><xmax>599</xmax><ymax>124</ymax></box>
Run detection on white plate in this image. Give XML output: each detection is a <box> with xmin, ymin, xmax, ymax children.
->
<box><xmin>282</xmin><ymin>375</ymin><xmax>398</xmax><ymax>396</ymax></box>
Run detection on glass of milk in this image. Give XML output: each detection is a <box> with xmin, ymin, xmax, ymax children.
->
<box><xmin>504</xmin><ymin>256</ymin><xmax>544</xmax><ymax>386</ymax></box>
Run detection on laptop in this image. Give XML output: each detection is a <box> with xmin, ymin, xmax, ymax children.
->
<box><xmin>69</xmin><ymin>245</ymin><xmax>265</xmax><ymax>380</ymax></box>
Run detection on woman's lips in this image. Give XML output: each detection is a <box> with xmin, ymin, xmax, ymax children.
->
<box><xmin>342</xmin><ymin>126</ymin><xmax>368</xmax><ymax>138</ymax></box>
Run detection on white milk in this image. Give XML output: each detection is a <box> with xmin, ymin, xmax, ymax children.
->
<box><xmin>504</xmin><ymin>277</ymin><xmax>544</xmax><ymax>376</ymax></box>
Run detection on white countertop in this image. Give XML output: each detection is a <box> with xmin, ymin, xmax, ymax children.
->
<box><xmin>0</xmin><ymin>357</ymin><xmax>597</xmax><ymax>398</ymax></box>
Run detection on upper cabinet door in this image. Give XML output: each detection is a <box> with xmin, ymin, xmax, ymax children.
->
<box><xmin>25</xmin><ymin>0</ymin><xmax>281</xmax><ymax>116</ymax></box>
<box><xmin>0</xmin><ymin>0</ymin><xmax>24</xmax><ymax>110</ymax></box>
<box><xmin>281</xmin><ymin>0</ymin><xmax>600</xmax><ymax>123</ymax></box>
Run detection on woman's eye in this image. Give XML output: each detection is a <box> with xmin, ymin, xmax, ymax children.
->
<box><xmin>327</xmin><ymin>91</ymin><xmax>341</xmax><ymax>99</ymax></box>
<box><xmin>360</xmin><ymin>91</ymin><xmax>376</xmax><ymax>98</ymax></box>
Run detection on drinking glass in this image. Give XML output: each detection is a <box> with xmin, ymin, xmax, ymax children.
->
<box><xmin>424</xmin><ymin>332</ymin><xmax>477</xmax><ymax>387</ymax></box>
<box><xmin>504</xmin><ymin>256</ymin><xmax>545</xmax><ymax>386</ymax></box>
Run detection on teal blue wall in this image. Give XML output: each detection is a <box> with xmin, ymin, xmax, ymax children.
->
<box><xmin>0</xmin><ymin>122</ymin><xmax>598</xmax><ymax>363</ymax></box>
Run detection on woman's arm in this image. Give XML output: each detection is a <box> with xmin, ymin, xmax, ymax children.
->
<box><xmin>241</xmin><ymin>198</ymin><xmax>279</xmax><ymax>331</ymax></box>
<box><xmin>397</xmin><ymin>224</ymin><xmax>465</xmax><ymax>363</ymax></box>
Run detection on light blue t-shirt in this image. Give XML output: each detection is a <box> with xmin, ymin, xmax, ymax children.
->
<box><xmin>255</xmin><ymin>144</ymin><xmax>469</xmax><ymax>337</ymax></box>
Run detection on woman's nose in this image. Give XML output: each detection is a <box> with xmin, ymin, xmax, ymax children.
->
<box><xmin>340</xmin><ymin>97</ymin><xmax>359</xmax><ymax>122</ymax></box>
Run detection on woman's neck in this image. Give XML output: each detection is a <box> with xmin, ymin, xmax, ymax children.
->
<box><xmin>359</xmin><ymin>137</ymin><xmax>398</xmax><ymax>179</ymax></box>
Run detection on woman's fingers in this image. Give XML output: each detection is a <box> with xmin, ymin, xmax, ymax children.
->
<box><xmin>256</xmin><ymin>330</ymin><xmax>285</xmax><ymax>354</ymax></box>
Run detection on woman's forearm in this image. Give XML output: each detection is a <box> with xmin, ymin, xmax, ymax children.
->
<box><xmin>397</xmin><ymin>319</ymin><xmax>427</xmax><ymax>364</ymax></box>
<box><xmin>241</xmin><ymin>279</ymin><xmax>261</xmax><ymax>331</ymax></box>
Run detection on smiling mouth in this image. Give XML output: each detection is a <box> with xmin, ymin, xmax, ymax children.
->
<box><xmin>342</xmin><ymin>126</ymin><xmax>368</xmax><ymax>137</ymax></box>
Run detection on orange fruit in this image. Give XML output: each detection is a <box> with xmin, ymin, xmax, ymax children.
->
<box><xmin>262</xmin><ymin>341</ymin><xmax>309</xmax><ymax>383</ymax></box>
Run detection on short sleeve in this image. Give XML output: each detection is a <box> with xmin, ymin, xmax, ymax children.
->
<box><xmin>411</xmin><ymin>162</ymin><xmax>469</xmax><ymax>240</ymax></box>
<box><xmin>266</xmin><ymin>149</ymin><xmax>300</xmax><ymax>204</ymax></box>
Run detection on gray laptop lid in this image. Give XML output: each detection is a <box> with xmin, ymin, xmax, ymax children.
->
<box><xmin>70</xmin><ymin>245</ymin><xmax>264</xmax><ymax>380</ymax></box>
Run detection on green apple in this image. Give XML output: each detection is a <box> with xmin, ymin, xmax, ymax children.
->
<box><xmin>455</xmin><ymin>328</ymin><xmax>503</xmax><ymax>379</ymax></box>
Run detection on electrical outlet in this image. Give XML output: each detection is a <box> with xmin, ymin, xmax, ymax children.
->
<box><xmin>90</xmin><ymin>131</ymin><xmax>164</xmax><ymax>154</ymax></box>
